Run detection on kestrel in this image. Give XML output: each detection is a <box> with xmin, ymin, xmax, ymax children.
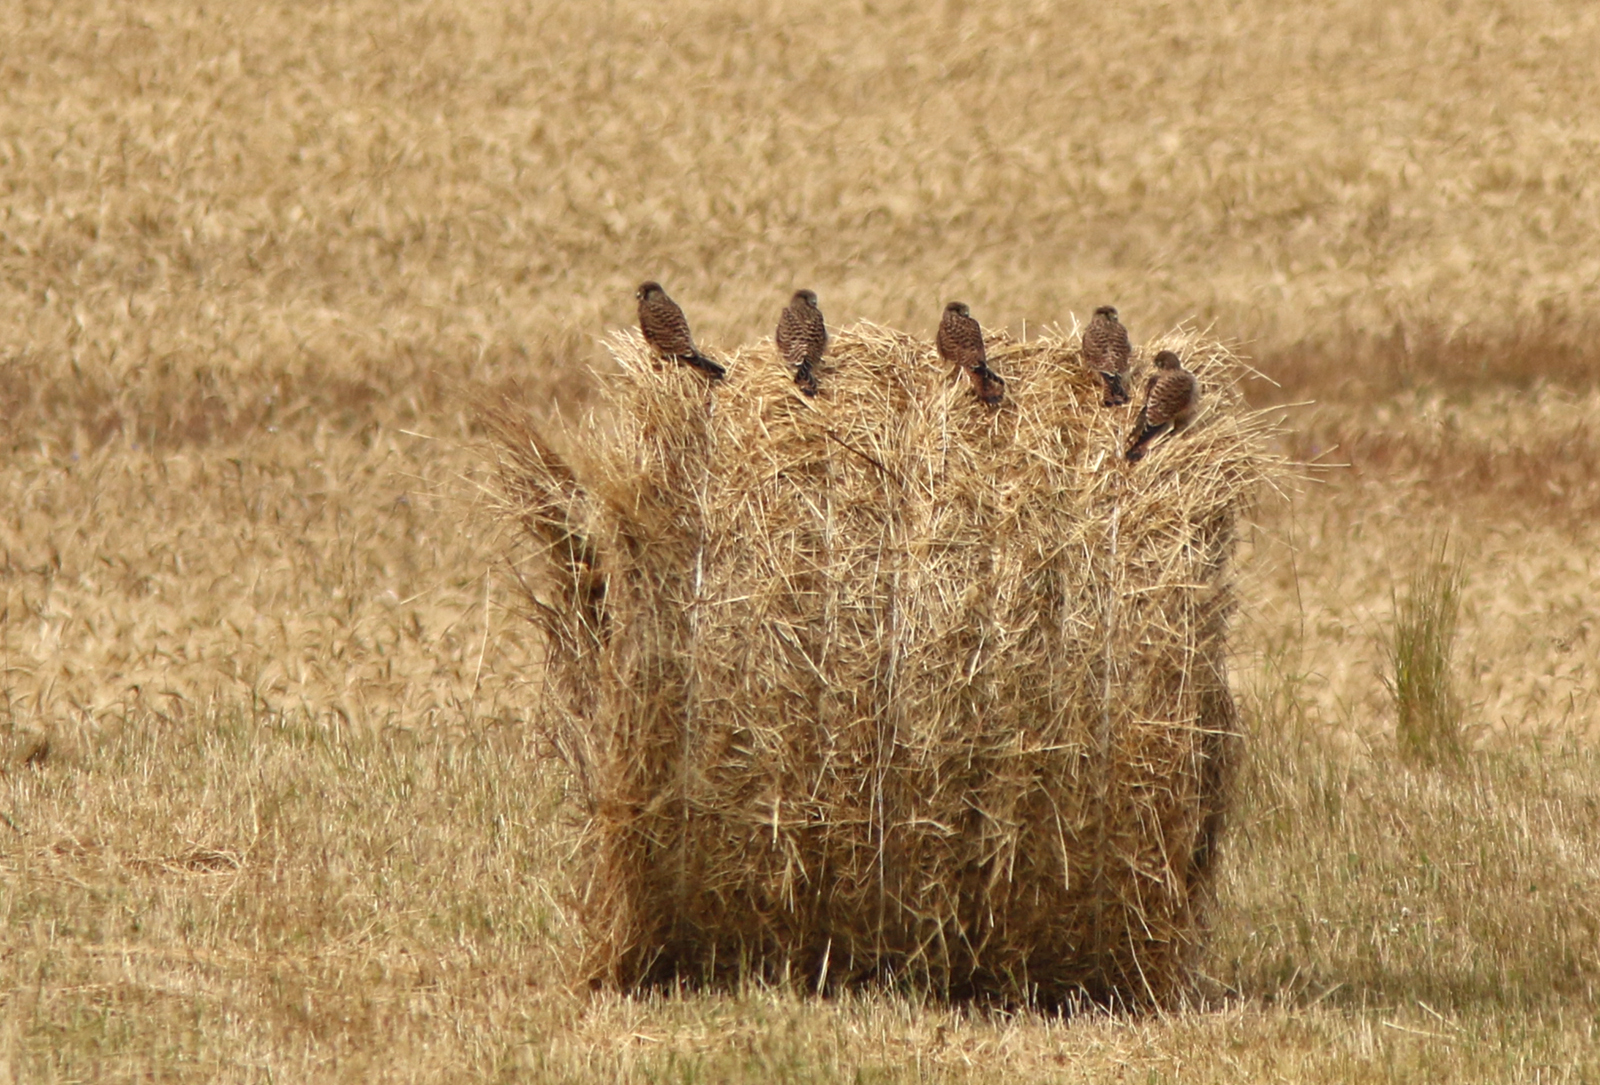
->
<box><xmin>776</xmin><ymin>289</ymin><xmax>828</xmax><ymax>397</ymax></box>
<box><xmin>937</xmin><ymin>301</ymin><xmax>1006</xmax><ymax>407</ymax></box>
<box><xmin>1082</xmin><ymin>305</ymin><xmax>1132</xmax><ymax>407</ymax></box>
<box><xmin>635</xmin><ymin>281</ymin><xmax>726</xmax><ymax>381</ymax></box>
<box><xmin>1126</xmin><ymin>350</ymin><xmax>1200</xmax><ymax>462</ymax></box>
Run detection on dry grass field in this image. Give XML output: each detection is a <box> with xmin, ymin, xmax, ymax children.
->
<box><xmin>2</xmin><ymin>0</ymin><xmax>1599</xmax><ymax>1080</ymax></box>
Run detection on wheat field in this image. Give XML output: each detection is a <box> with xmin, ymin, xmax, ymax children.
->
<box><xmin>2</xmin><ymin>0</ymin><xmax>1599</xmax><ymax>1080</ymax></box>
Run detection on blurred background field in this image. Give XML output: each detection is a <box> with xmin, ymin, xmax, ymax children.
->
<box><xmin>2</xmin><ymin>0</ymin><xmax>1598</xmax><ymax>1080</ymax></box>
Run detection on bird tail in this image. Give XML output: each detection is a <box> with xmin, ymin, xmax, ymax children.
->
<box><xmin>685</xmin><ymin>350</ymin><xmax>727</xmax><ymax>381</ymax></box>
<box><xmin>1100</xmin><ymin>371</ymin><xmax>1130</xmax><ymax>407</ymax></box>
<box><xmin>793</xmin><ymin>360</ymin><xmax>819</xmax><ymax>397</ymax></box>
<box><xmin>1125</xmin><ymin>412</ymin><xmax>1171</xmax><ymax>462</ymax></box>
<box><xmin>970</xmin><ymin>365</ymin><xmax>1005</xmax><ymax>407</ymax></box>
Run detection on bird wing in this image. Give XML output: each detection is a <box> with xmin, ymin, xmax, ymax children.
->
<box><xmin>939</xmin><ymin>314</ymin><xmax>985</xmax><ymax>368</ymax></box>
<box><xmin>777</xmin><ymin>303</ymin><xmax>824</xmax><ymax>369</ymax></box>
<box><xmin>643</xmin><ymin>297</ymin><xmax>697</xmax><ymax>357</ymax></box>
<box><xmin>1143</xmin><ymin>371</ymin><xmax>1197</xmax><ymax>428</ymax></box>
<box><xmin>775</xmin><ymin>306</ymin><xmax>801</xmax><ymax>366</ymax></box>
<box><xmin>1083</xmin><ymin>317</ymin><xmax>1130</xmax><ymax>373</ymax></box>
<box><xmin>1083</xmin><ymin>320</ymin><xmax>1108</xmax><ymax>370</ymax></box>
<box><xmin>1109</xmin><ymin>326</ymin><xmax>1131</xmax><ymax>371</ymax></box>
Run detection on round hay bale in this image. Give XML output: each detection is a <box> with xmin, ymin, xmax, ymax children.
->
<box><xmin>489</xmin><ymin>321</ymin><xmax>1282</xmax><ymax>1008</ymax></box>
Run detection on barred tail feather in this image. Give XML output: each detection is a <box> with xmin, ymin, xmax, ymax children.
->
<box><xmin>793</xmin><ymin>360</ymin><xmax>819</xmax><ymax>397</ymax></box>
<box><xmin>685</xmin><ymin>350</ymin><xmax>727</xmax><ymax>381</ymax></box>
<box><xmin>1126</xmin><ymin>417</ymin><xmax>1171</xmax><ymax>462</ymax></box>
<box><xmin>970</xmin><ymin>364</ymin><xmax>1005</xmax><ymax>407</ymax></box>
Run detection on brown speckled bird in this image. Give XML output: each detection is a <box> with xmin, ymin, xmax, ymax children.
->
<box><xmin>937</xmin><ymin>301</ymin><xmax>1006</xmax><ymax>407</ymax></box>
<box><xmin>776</xmin><ymin>289</ymin><xmax>827</xmax><ymax>397</ymax></box>
<box><xmin>636</xmin><ymin>281</ymin><xmax>726</xmax><ymax>381</ymax></box>
<box><xmin>1126</xmin><ymin>350</ymin><xmax>1200</xmax><ymax>462</ymax></box>
<box><xmin>1082</xmin><ymin>305</ymin><xmax>1132</xmax><ymax>407</ymax></box>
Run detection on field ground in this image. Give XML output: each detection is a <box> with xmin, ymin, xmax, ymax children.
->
<box><xmin>4</xmin><ymin>0</ymin><xmax>1600</xmax><ymax>1080</ymax></box>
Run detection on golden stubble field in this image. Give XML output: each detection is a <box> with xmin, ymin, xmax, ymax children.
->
<box><xmin>2</xmin><ymin>0</ymin><xmax>1599</xmax><ymax>1080</ymax></box>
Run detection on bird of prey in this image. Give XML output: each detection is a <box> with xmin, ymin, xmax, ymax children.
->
<box><xmin>937</xmin><ymin>301</ymin><xmax>1006</xmax><ymax>407</ymax></box>
<box><xmin>635</xmin><ymin>281</ymin><xmax>726</xmax><ymax>381</ymax></box>
<box><xmin>776</xmin><ymin>289</ymin><xmax>828</xmax><ymax>397</ymax></box>
<box><xmin>1126</xmin><ymin>350</ymin><xmax>1200</xmax><ymax>462</ymax></box>
<box><xmin>1082</xmin><ymin>305</ymin><xmax>1132</xmax><ymax>407</ymax></box>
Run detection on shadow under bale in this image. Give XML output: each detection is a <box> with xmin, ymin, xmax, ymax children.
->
<box><xmin>487</xmin><ymin>321</ymin><xmax>1283</xmax><ymax>1009</ymax></box>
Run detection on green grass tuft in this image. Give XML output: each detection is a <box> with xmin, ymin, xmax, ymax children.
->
<box><xmin>1385</xmin><ymin>541</ymin><xmax>1468</xmax><ymax>764</ymax></box>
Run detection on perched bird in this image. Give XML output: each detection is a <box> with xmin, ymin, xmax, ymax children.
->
<box><xmin>1082</xmin><ymin>305</ymin><xmax>1132</xmax><ymax>407</ymax></box>
<box><xmin>635</xmin><ymin>281</ymin><xmax>726</xmax><ymax>381</ymax></box>
<box><xmin>776</xmin><ymin>289</ymin><xmax>828</xmax><ymax>397</ymax></box>
<box><xmin>936</xmin><ymin>301</ymin><xmax>986</xmax><ymax>372</ymax></box>
<box><xmin>1126</xmin><ymin>350</ymin><xmax>1200</xmax><ymax>462</ymax></box>
<box><xmin>937</xmin><ymin>301</ymin><xmax>1006</xmax><ymax>407</ymax></box>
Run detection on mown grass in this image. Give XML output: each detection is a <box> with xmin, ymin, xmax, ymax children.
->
<box><xmin>1220</xmin><ymin>659</ymin><xmax>1600</xmax><ymax>1017</ymax></box>
<box><xmin>3</xmin><ymin>682</ymin><xmax>1598</xmax><ymax>1082</ymax></box>
<box><xmin>3</xmin><ymin>0</ymin><xmax>1600</xmax><ymax>1079</ymax></box>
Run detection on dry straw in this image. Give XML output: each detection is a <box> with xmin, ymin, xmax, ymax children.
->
<box><xmin>487</xmin><ymin>320</ymin><xmax>1284</xmax><ymax>1008</ymax></box>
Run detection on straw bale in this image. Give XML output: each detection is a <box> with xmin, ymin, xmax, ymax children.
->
<box><xmin>488</xmin><ymin>320</ymin><xmax>1282</xmax><ymax>1008</ymax></box>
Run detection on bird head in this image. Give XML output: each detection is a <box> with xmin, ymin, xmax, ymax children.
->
<box><xmin>1153</xmin><ymin>350</ymin><xmax>1183</xmax><ymax>369</ymax></box>
<box><xmin>944</xmin><ymin>301</ymin><xmax>971</xmax><ymax>317</ymax></box>
<box><xmin>793</xmin><ymin>289</ymin><xmax>819</xmax><ymax>307</ymax></box>
<box><xmin>635</xmin><ymin>281</ymin><xmax>663</xmax><ymax>301</ymax></box>
<box><xmin>1094</xmin><ymin>305</ymin><xmax>1119</xmax><ymax>320</ymax></box>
